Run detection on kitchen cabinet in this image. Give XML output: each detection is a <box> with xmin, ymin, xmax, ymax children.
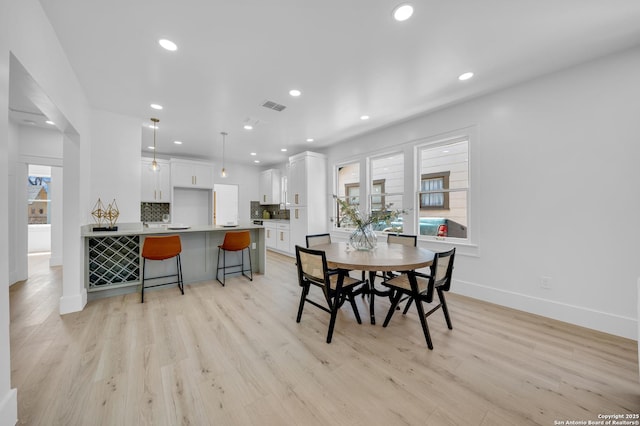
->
<box><xmin>288</xmin><ymin>152</ymin><xmax>327</xmax><ymax>250</ymax></box>
<box><xmin>171</xmin><ymin>159</ymin><xmax>214</xmax><ymax>189</ymax></box>
<box><xmin>141</xmin><ymin>158</ymin><xmax>171</xmax><ymax>202</ymax></box>
<box><xmin>276</xmin><ymin>223</ymin><xmax>290</xmax><ymax>253</ymax></box>
<box><xmin>265</xmin><ymin>222</ymin><xmax>277</xmax><ymax>249</ymax></box>
<box><xmin>259</xmin><ymin>169</ymin><xmax>281</xmax><ymax>205</ymax></box>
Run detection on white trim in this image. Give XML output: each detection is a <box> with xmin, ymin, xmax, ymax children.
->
<box><xmin>59</xmin><ymin>289</ymin><xmax>87</xmax><ymax>315</ymax></box>
<box><xmin>19</xmin><ymin>155</ymin><xmax>63</xmax><ymax>167</ymax></box>
<box><xmin>0</xmin><ymin>388</ymin><xmax>17</xmax><ymax>426</ymax></box>
<box><xmin>454</xmin><ymin>278</ymin><xmax>637</xmax><ymax>340</ymax></box>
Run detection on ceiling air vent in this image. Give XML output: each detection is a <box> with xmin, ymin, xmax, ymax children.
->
<box><xmin>261</xmin><ymin>100</ymin><xmax>287</xmax><ymax>112</ymax></box>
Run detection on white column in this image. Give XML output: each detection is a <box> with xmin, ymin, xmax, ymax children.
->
<box><xmin>50</xmin><ymin>166</ymin><xmax>63</xmax><ymax>266</ymax></box>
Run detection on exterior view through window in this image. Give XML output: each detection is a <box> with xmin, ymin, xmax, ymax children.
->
<box><xmin>370</xmin><ymin>153</ymin><xmax>404</xmax><ymax>231</ymax></box>
<box><xmin>336</xmin><ymin>161</ymin><xmax>360</xmax><ymax>228</ymax></box>
<box><xmin>28</xmin><ymin>175</ymin><xmax>52</xmax><ymax>224</ymax></box>
<box><xmin>418</xmin><ymin>138</ymin><xmax>468</xmax><ymax>239</ymax></box>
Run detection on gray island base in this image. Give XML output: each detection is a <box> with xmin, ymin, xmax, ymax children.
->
<box><xmin>82</xmin><ymin>223</ymin><xmax>265</xmax><ymax>300</ymax></box>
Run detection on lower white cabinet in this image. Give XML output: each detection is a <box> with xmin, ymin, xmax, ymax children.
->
<box><xmin>276</xmin><ymin>223</ymin><xmax>290</xmax><ymax>253</ymax></box>
<box><xmin>264</xmin><ymin>221</ymin><xmax>291</xmax><ymax>254</ymax></box>
<box><xmin>265</xmin><ymin>223</ymin><xmax>277</xmax><ymax>249</ymax></box>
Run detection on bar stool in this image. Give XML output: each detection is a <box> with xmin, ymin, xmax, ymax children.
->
<box><xmin>216</xmin><ymin>230</ymin><xmax>253</xmax><ymax>286</ymax></box>
<box><xmin>141</xmin><ymin>235</ymin><xmax>184</xmax><ymax>303</ymax></box>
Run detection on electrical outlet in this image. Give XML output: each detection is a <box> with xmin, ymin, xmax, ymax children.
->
<box><xmin>541</xmin><ymin>276</ymin><xmax>552</xmax><ymax>289</ymax></box>
<box><xmin>252</xmin><ymin>242</ymin><xmax>256</xmax><ymax>250</ymax></box>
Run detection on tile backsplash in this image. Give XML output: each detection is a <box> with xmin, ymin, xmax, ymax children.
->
<box><xmin>141</xmin><ymin>202</ymin><xmax>170</xmax><ymax>222</ymax></box>
<box><xmin>250</xmin><ymin>201</ymin><xmax>290</xmax><ymax>220</ymax></box>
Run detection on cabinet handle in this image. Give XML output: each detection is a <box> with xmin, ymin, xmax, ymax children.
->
<box><xmin>267</xmin><ymin>230</ymin><xmax>270</xmax><ymax>238</ymax></box>
<box><xmin>279</xmin><ymin>232</ymin><xmax>283</xmax><ymax>241</ymax></box>
<box><xmin>159</xmin><ymin>190</ymin><xmax>162</xmax><ymax>200</ymax></box>
<box><xmin>263</xmin><ymin>195</ymin><xmax>266</xmax><ymax>203</ymax></box>
<box><xmin>154</xmin><ymin>190</ymin><xmax>157</xmax><ymax>200</ymax></box>
<box><xmin>295</xmin><ymin>193</ymin><xmax>299</xmax><ymax>204</ymax></box>
<box><xmin>295</xmin><ymin>209</ymin><xmax>299</xmax><ymax>219</ymax></box>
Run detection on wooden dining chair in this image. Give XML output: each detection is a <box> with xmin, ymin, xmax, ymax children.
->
<box><xmin>381</xmin><ymin>248</ymin><xmax>455</xmax><ymax>349</ymax></box>
<box><xmin>295</xmin><ymin>245</ymin><xmax>365</xmax><ymax>343</ymax></box>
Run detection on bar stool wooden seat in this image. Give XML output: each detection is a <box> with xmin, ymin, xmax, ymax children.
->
<box><xmin>216</xmin><ymin>230</ymin><xmax>253</xmax><ymax>286</ymax></box>
<box><xmin>141</xmin><ymin>235</ymin><xmax>184</xmax><ymax>303</ymax></box>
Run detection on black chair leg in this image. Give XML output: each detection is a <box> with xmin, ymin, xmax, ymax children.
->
<box><xmin>348</xmin><ymin>291</ymin><xmax>362</xmax><ymax>324</ymax></box>
<box><xmin>296</xmin><ymin>285</ymin><xmax>309</xmax><ymax>323</ymax></box>
<box><xmin>438</xmin><ymin>288</ymin><xmax>452</xmax><ymax>329</ymax></box>
<box><xmin>414</xmin><ymin>296</ymin><xmax>434</xmax><ymax>350</ymax></box>
<box><xmin>177</xmin><ymin>255</ymin><xmax>184</xmax><ymax>295</ymax></box>
<box><xmin>326</xmin><ymin>292</ymin><xmax>341</xmax><ymax>343</ymax></box>
<box><xmin>141</xmin><ymin>258</ymin><xmax>146</xmax><ymax>303</ymax></box>
<box><xmin>382</xmin><ymin>290</ymin><xmax>403</xmax><ymax>327</ymax></box>
<box><xmin>402</xmin><ymin>297</ymin><xmax>414</xmax><ymax>315</ymax></box>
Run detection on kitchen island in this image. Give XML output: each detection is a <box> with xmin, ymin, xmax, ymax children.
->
<box><xmin>82</xmin><ymin>223</ymin><xmax>265</xmax><ymax>300</ymax></box>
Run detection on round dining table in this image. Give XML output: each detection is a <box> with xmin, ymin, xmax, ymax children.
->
<box><xmin>313</xmin><ymin>242</ymin><xmax>434</xmax><ymax>324</ymax></box>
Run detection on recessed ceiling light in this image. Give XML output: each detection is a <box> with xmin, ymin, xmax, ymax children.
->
<box><xmin>289</xmin><ymin>89</ymin><xmax>301</xmax><ymax>97</ymax></box>
<box><xmin>458</xmin><ymin>72</ymin><xmax>474</xmax><ymax>81</ymax></box>
<box><xmin>174</xmin><ymin>141</ymin><xmax>183</xmax><ymax>145</ymax></box>
<box><xmin>45</xmin><ymin>120</ymin><xmax>55</xmax><ymax>125</ymax></box>
<box><xmin>148</xmin><ymin>146</ymin><xmax>155</xmax><ymax>150</ymax></box>
<box><xmin>360</xmin><ymin>115</ymin><xmax>370</xmax><ymax>120</ymax></box>
<box><xmin>23</xmin><ymin>120</ymin><xmax>36</xmax><ymax>125</ymax></box>
<box><xmin>158</xmin><ymin>39</ymin><xmax>177</xmax><ymax>51</ymax></box>
<box><xmin>306</xmin><ymin>138</ymin><xmax>314</xmax><ymax>143</ymax></box>
<box><xmin>250</xmin><ymin>152</ymin><xmax>257</xmax><ymax>156</ymax></box>
<box><xmin>150</xmin><ymin>103</ymin><xmax>163</xmax><ymax>110</ymax></box>
<box><xmin>281</xmin><ymin>148</ymin><xmax>287</xmax><ymax>152</ymax></box>
<box><xmin>254</xmin><ymin>160</ymin><xmax>260</xmax><ymax>163</ymax></box>
<box><xmin>244</xmin><ymin>124</ymin><xmax>253</xmax><ymax>130</ymax></box>
<box><xmin>393</xmin><ymin>4</ymin><xmax>414</xmax><ymax>21</ymax></box>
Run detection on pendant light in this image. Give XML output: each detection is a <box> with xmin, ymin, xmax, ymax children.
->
<box><xmin>150</xmin><ymin>118</ymin><xmax>160</xmax><ymax>172</ymax></box>
<box><xmin>220</xmin><ymin>131</ymin><xmax>228</xmax><ymax>178</ymax></box>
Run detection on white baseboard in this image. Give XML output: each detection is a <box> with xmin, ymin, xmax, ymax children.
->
<box><xmin>454</xmin><ymin>279</ymin><xmax>637</xmax><ymax>340</ymax></box>
<box><xmin>0</xmin><ymin>388</ymin><xmax>17</xmax><ymax>426</ymax></box>
<box><xmin>59</xmin><ymin>289</ymin><xmax>87</xmax><ymax>315</ymax></box>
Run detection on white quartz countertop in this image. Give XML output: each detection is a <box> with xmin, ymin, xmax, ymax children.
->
<box><xmin>82</xmin><ymin>222</ymin><xmax>263</xmax><ymax>237</ymax></box>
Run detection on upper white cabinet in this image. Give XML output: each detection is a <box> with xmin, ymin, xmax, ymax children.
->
<box><xmin>171</xmin><ymin>159</ymin><xmax>214</xmax><ymax>189</ymax></box>
<box><xmin>141</xmin><ymin>158</ymin><xmax>171</xmax><ymax>202</ymax></box>
<box><xmin>259</xmin><ymin>168</ymin><xmax>281</xmax><ymax>205</ymax></box>
<box><xmin>288</xmin><ymin>152</ymin><xmax>327</xmax><ymax>249</ymax></box>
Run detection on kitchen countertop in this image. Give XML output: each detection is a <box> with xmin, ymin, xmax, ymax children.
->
<box><xmin>82</xmin><ymin>222</ymin><xmax>263</xmax><ymax>237</ymax></box>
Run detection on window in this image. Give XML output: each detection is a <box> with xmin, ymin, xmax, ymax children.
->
<box><xmin>370</xmin><ymin>179</ymin><xmax>385</xmax><ymax>211</ymax></box>
<box><xmin>418</xmin><ymin>139</ymin><xmax>468</xmax><ymax>239</ymax></box>
<box><xmin>335</xmin><ymin>161</ymin><xmax>360</xmax><ymax>228</ymax></box>
<box><xmin>27</xmin><ymin>174</ymin><xmax>52</xmax><ymax>225</ymax></box>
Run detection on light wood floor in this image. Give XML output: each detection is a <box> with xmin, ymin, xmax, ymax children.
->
<box><xmin>10</xmin><ymin>251</ymin><xmax>640</xmax><ymax>425</ymax></box>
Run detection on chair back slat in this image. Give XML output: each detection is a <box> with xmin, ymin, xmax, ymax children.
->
<box><xmin>387</xmin><ymin>234</ymin><xmax>417</xmax><ymax>247</ymax></box>
<box><xmin>306</xmin><ymin>233</ymin><xmax>331</xmax><ymax>247</ymax></box>
<box><xmin>432</xmin><ymin>248</ymin><xmax>455</xmax><ymax>291</ymax></box>
<box><xmin>298</xmin><ymin>250</ymin><xmax>326</xmax><ymax>284</ymax></box>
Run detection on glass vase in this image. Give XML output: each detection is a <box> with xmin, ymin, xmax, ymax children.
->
<box><xmin>350</xmin><ymin>225</ymin><xmax>377</xmax><ymax>251</ymax></box>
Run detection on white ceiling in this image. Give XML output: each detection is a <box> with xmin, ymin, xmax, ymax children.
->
<box><xmin>32</xmin><ymin>0</ymin><xmax>640</xmax><ymax>167</ymax></box>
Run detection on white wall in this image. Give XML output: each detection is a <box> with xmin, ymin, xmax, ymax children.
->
<box><xmin>327</xmin><ymin>46</ymin><xmax>640</xmax><ymax>339</ymax></box>
<box><xmin>90</xmin><ymin>109</ymin><xmax>141</xmax><ymax>223</ymax></box>
<box><xmin>2</xmin><ymin>1</ymin><xmax>93</xmax><ymax>422</ymax></box>
<box><xmin>0</xmin><ymin>0</ymin><xmax>16</xmax><ymax>423</ymax></box>
<box><xmin>28</xmin><ymin>225</ymin><xmax>51</xmax><ymax>253</ymax></box>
